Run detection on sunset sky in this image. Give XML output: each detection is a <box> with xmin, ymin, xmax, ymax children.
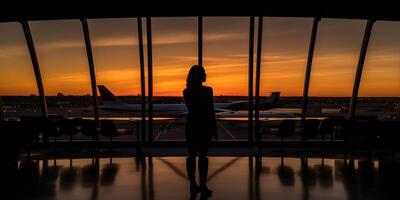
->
<box><xmin>0</xmin><ymin>17</ymin><xmax>399</xmax><ymax>97</ymax></box>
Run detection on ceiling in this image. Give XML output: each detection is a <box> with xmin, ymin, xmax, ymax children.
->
<box><xmin>1</xmin><ymin>1</ymin><xmax>399</xmax><ymax>22</ymax></box>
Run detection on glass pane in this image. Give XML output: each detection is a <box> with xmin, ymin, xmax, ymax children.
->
<box><xmin>204</xmin><ymin>17</ymin><xmax>249</xmax><ymax>141</ymax></box>
<box><xmin>0</xmin><ymin>22</ymin><xmax>41</xmax><ymax>120</ymax></box>
<box><xmin>308</xmin><ymin>19</ymin><xmax>365</xmax><ymax>141</ymax></box>
<box><xmin>358</xmin><ymin>21</ymin><xmax>400</xmax><ymax>119</ymax></box>
<box><xmin>260</xmin><ymin>17</ymin><xmax>313</xmax><ymax>141</ymax></box>
<box><xmin>152</xmin><ymin>17</ymin><xmax>197</xmax><ymax>141</ymax></box>
<box><xmin>29</xmin><ymin>20</ymin><xmax>93</xmax><ymax>119</ymax></box>
<box><xmin>89</xmin><ymin>18</ymin><xmax>141</xmax><ymax>141</ymax></box>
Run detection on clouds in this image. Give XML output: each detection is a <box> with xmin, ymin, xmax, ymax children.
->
<box><xmin>0</xmin><ymin>32</ymin><xmax>246</xmax><ymax>58</ymax></box>
<box><xmin>0</xmin><ymin>18</ymin><xmax>399</xmax><ymax>96</ymax></box>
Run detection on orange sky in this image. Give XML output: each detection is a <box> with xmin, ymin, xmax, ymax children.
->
<box><xmin>0</xmin><ymin>17</ymin><xmax>399</xmax><ymax>97</ymax></box>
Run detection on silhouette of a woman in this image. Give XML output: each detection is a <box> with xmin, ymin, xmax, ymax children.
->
<box><xmin>183</xmin><ymin>65</ymin><xmax>217</xmax><ymax>196</ymax></box>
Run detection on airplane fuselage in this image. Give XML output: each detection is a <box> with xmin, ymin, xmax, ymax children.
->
<box><xmin>99</xmin><ymin>102</ymin><xmax>235</xmax><ymax>112</ymax></box>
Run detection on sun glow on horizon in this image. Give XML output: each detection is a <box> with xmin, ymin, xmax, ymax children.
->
<box><xmin>0</xmin><ymin>18</ymin><xmax>399</xmax><ymax>97</ymax></box>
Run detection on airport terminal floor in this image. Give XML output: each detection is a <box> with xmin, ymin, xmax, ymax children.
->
<box><xmin>2</xmin><ymin>148</ymin><xmax>400</xmax><ymax>200</ymax></box>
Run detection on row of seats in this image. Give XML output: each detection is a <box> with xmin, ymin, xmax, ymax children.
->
<box><xmin>0</xmin><ymin>116</ymin><xmax>121</xmax><ymax>150</ymax></box>
<box><xmin>1</xmin><ymin>115</ymin><xmax>399</xmax><ymax>150</ymax></box>
<box><xmin>0</xmin><ymin>116</ymin><xmax>120</xmax><ymax>178</ymax></box>
<box><xmin>275</xmin><ymin>117</ymin><xmax>345</xmax><ymax>141</ymax></box>
<box><xmin>0</xmin><ymin>121</ymin><xmax>20</xmax><ymax>174</ymax></box>
<box><xmin>274</xmin><ymin>116</ymin><xmax>400</xmax><ymax>152</ymax></box>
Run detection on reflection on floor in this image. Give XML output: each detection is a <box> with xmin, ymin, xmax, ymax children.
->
<box><xmin>2</xmin><ymin>156</ymin><xmax>400</xmax><ymax>200</ymax></box>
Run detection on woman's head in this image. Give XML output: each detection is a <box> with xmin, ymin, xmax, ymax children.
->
<box><xmin>186</xmin><ymin>65</ymin><xmax>206</xmax><ymax>88</ymax></box>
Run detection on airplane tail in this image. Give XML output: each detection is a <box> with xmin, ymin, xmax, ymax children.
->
<box><xmin>259</xmin><ymin>92</ymin><xmax>280</xmax><ymax>106</ymax></box>
<box><xmin>269</xmin><ymin>92</ymin><xmax>280</xmax><ymax>104</ymax></box>
<box><xmin>98</xmin><ymin>85</ymin><xmax>127</xmax><ymax>106</ymax></box>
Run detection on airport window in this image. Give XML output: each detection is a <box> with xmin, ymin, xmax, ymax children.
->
<box><xmin>308</xmin><ymin>19</ymin><xmax>365</xmax><ymax>117</ymax></box>
<box><xmin>259</xmin><ymin>17</ymin><xmax>313</xmax><ymax>141</ymax></box>
<box><xmin>88</xmin><ymin>18</ymin><xmax>141</xmax><ymax>141</ymax></box>
<box><xmin>151</xmin><ymin>17</ymin><xmax>198</xmax><ymax>141</ymax></box>
<box><xmin>357</xmin><ymin>21</ymin><xmax>400</xmax><ymax>119</ymax></box>
<box><xmin>0</xmin><ymin>22</ymin><xmax>41</xmax><ymax>120</ymax></box>
<box><xmin>29</xmin><ymin>20</ymin><xmax>93</xmax><ymax>119</ymax></box>
<box><xmin>0</xmin><ymin>16</ymin><xmax>399</xmax><ymax>145</ymax></box>
<box><xmin>203</xmin><ymin>17</ymin><xmax>250</xmax><ymax>141</ymax></box>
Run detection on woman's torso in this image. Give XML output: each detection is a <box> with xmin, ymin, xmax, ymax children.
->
<box><xmin>183</xmin><ymin>86</ymin><xmax>215</xmax><ymax>141</ymax></box>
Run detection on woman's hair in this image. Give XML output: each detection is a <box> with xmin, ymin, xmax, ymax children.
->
<box><xmin>186</xmin><ymin>65</ymin><xmax>206</xmax><ymax>88</ymax></box>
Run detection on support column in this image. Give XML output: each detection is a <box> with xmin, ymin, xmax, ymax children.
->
<box><xmin>301</xmin><ymin>17</ymin><xmax>320</xmax><ymax>120</ymax></box>
<box><xmin>146</xmin><ymin>17</ymin><xmax>154</xmax><ymax>142</ymax></box>
<box><xmin>254</xmin><ymin>16</ymin><xmax>264</xmax><ymax>150</ymax></box>
<box><xmin>81</xmin><ymin>19</ymin><xmax>100</xmax><ymax>123</ymax></box>
<box><xmin>137</xmin><ymin>17</ymin><xmax>147</xmax><ymax>145</ymax></box>
<box><xmin>348</xmin><ymin>20</ymin><xmax>375</xmax><ymax>119</ymax></box>
<box><xmin>248</xmin><ymin>16</ymin><xmax>255</xmax><ymax>143</ymax></box>
<box><xmin>20</xmin><ymin>21</ymin><xmax>48</xmax><ymax>118</ymax></box>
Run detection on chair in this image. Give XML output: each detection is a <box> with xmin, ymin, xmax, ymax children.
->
<box><xmin>354</xmin><ymin>118</ymin><xmax>379</xmax><ymax>155</ymax></box>
<box><xmin>81</xmin><ymin>119</ymin><xmax>98</xmax><ymax>139</ymax></box>
<box><xmin>100</xmin><ymin>120</ymin><xmax>119</xmax><ymax>151</ymax></box>
<box><xmin>19</xmin><ymin>116</ymin><xmax>43</xmax><ymax>155</ymax></box>
<box><xmin>301</xmin><ymin>119</ymin><xmax>320</xmax><ymax>141</ymax></box>
<box><xmin>300</xmin><ymin>119</ymin><xmax>320</xmax><ymax>151</ymax></box>
<box><xmin>330</xmin><ymin>116</ymin><xmax>346</xmax><ymax>140</ymax></box>
<box><xmin>59</xmin><ymin>118</ymin><xmax>80</xmax><ymax>143</ymax></box>
<box><xmin>341</xmin><ymin>119</ymin><xmax>356</xmax><ymax>155</ymax></box>
<box><xmin>0</xmin><ymin>121</ymin><xmax>21</xmax><ymax>165</ymax></box>
<box><xmin>43</xmin><ymin>115</ymin><xmax>63</xmax><ymax>144</ymax></box>
<box><xmin>80</xmin><ymin>119</ymin><xmax>99</xmax><ymax>151</ymax></box>
<box><xmin>20</xmin><ymin>116</ymin><xmax>43</xmax><ymax>143</ymax></box>
<box><xmin>319</xmin><ymin>118</ymin><xmax>335</xmax><ymax>142</ymax></box>
<box><xmin>276</xmin><ymin>120</ymin><xmax>296</xmax><ymax>152</ymax></box>
<box><xmin>380</xmin><ymin>120</ymin><xmax>400</xmax><ymax>154</ymax></box>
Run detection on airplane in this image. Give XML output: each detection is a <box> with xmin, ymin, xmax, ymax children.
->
<box><xmin>97</xmin><ymin>85</ymin><xmax>283</xmax><ymax>117</ymax></box>
<box><xmin>98</xmin><ymin>85</ymin><xmax>297</xmax><ymax>139</ymax></box>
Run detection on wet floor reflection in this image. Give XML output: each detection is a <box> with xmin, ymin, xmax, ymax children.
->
<box><xmin>3</xmin><ymin>156</ymin><xmax>400</xmax><ymax>199</ymax></box>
